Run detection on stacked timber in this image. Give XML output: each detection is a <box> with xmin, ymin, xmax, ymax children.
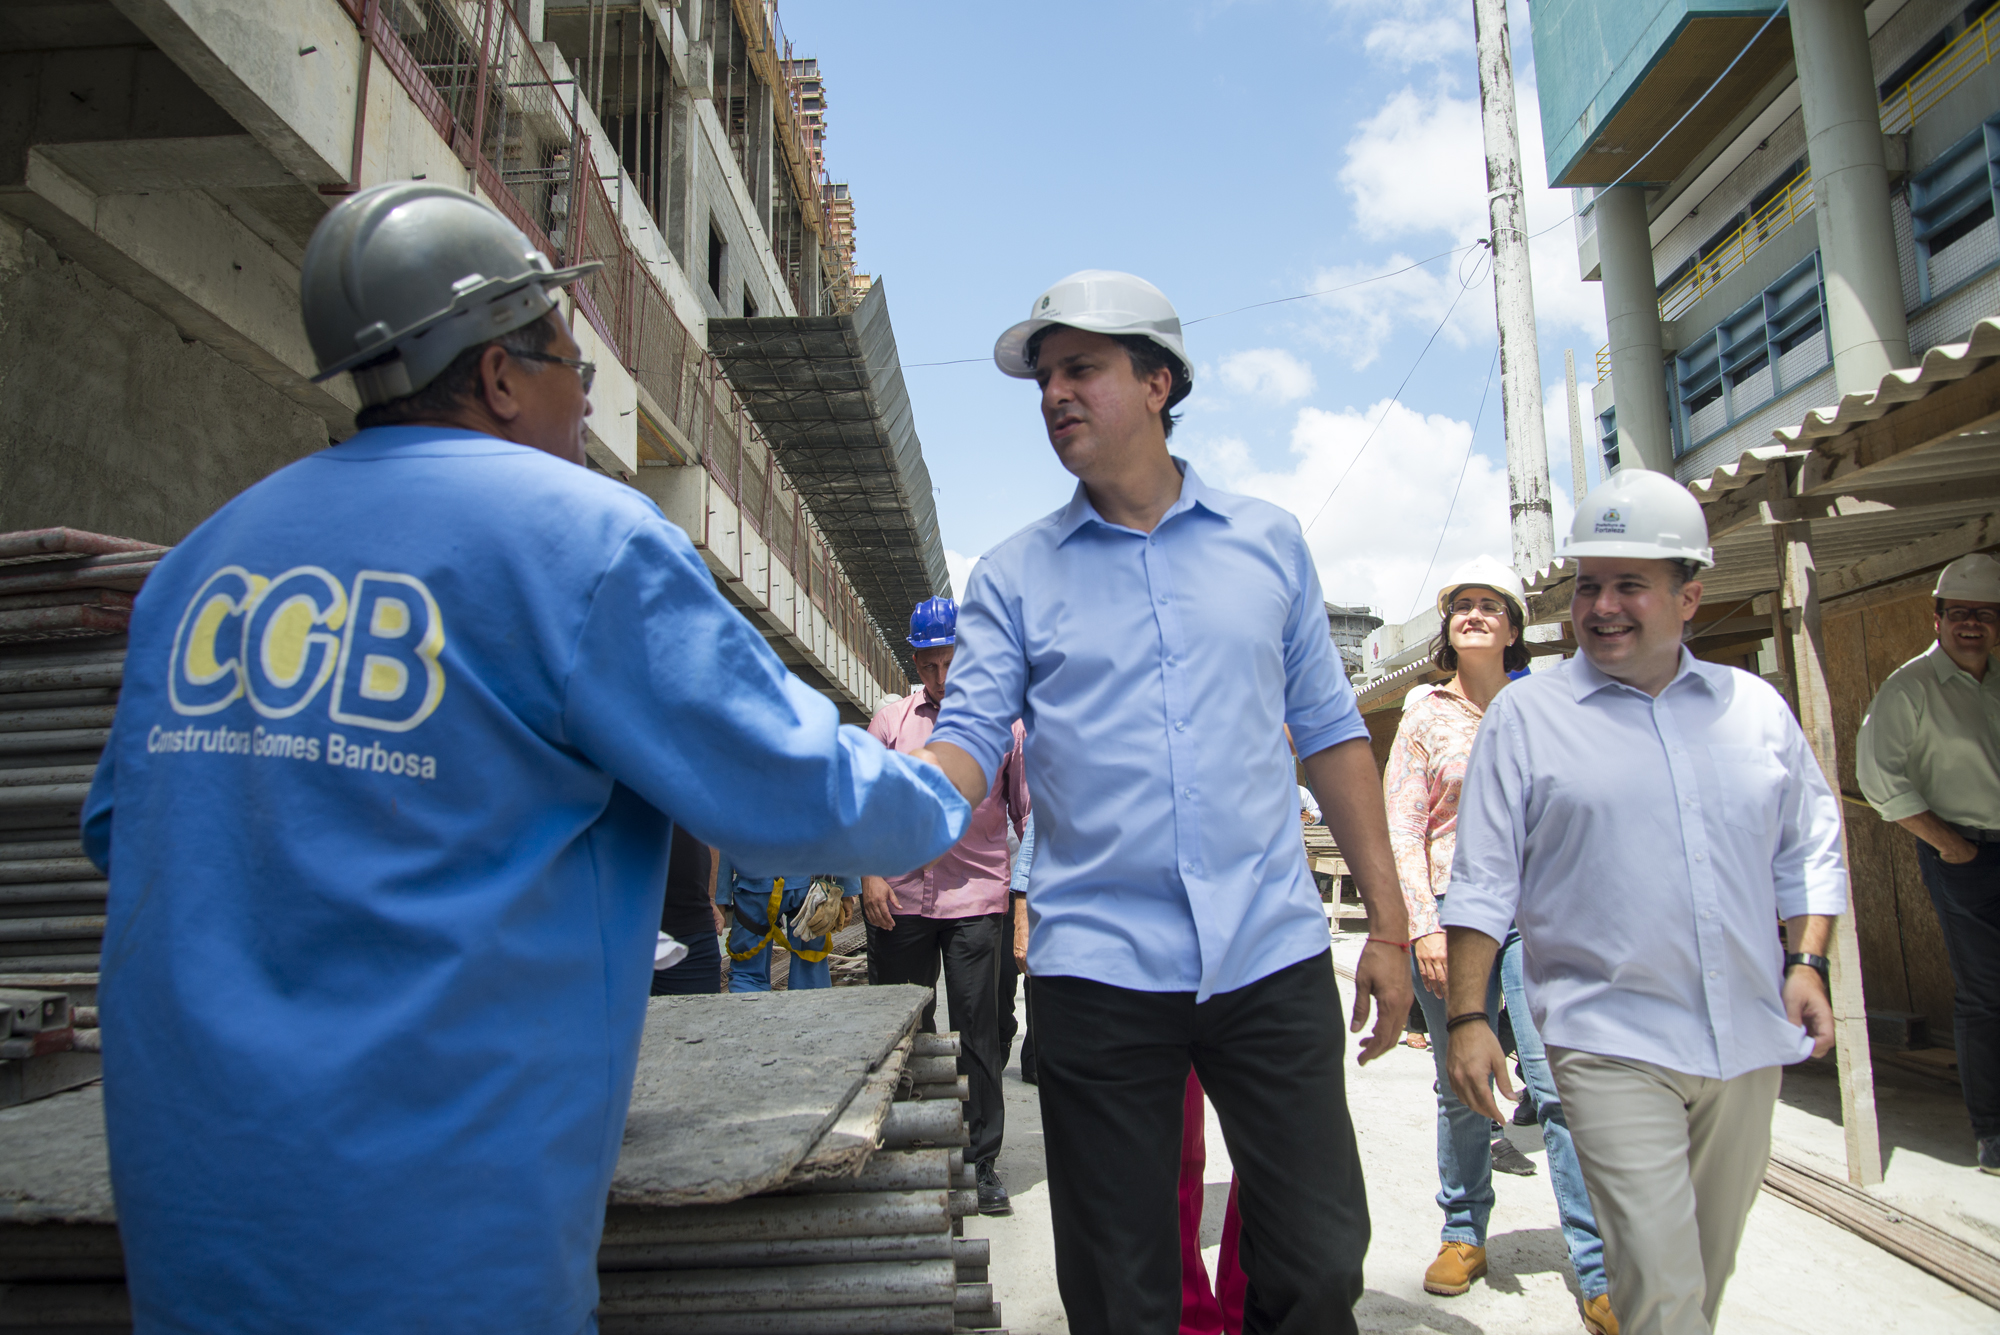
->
<box><xmin>0</xmin><ymin>985</ymin><xmax>1006</xmax><ymax>1333</ymax></box>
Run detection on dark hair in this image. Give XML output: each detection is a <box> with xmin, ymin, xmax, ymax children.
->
<box><xmin>1025</xmin><ymin>327</ymin><xmax>1189</xmax><ymax>440</ymax></box>
<box><xmin>1431</xmin><ymin>590</ymin><xmax>1531</xmax><ymax>674</ymax></box>
<box><xmin>354</xmin><ymin>315</ymin><xmax>559</xmax><ymax>430</ymax></box>
<box><xmin>1666</xmin><ymin>558</ymin><xmax>1701</xmax><ymax>592</ymax></box>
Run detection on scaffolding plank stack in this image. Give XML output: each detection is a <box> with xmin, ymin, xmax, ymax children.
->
<box><xmin>0</xmin><ymin>987</ymin><xmax>1005</xmax><ymax>1332</ymax></box>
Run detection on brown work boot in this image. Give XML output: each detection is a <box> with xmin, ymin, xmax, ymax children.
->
<box><xmin>1583</xmin><ymin>1293</ymin><xmax>1619</xmax><ymax>1334</ymax></box>
<box><xmin>1422</xmin><ymin>1241</ymin><xmax>1488</xmax><ymax>1296</ymax></box>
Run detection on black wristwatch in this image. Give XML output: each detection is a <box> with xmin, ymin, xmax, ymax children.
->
<box><xmin>1785</xmin><ymin>951</ymin><xmax>1830</xmax><ymax>982</ymax></box>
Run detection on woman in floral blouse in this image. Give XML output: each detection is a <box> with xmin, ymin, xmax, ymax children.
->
<box><xmin>1381</xmin><ymin>557</ymin><xmax>1615</xmax><ymax>1335</ymax></box>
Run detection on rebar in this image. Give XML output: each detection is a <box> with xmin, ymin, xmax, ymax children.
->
<box><xmin>880</xmin><ymin>1097</ymin><xmax>969</xmax><ymax>1148</ymax></box>
<box><xmin>598</xmin><ymin>1305</ymin><xmax>956</xmax><ymax>1335</ymax></box>
<box><xmin>602</xmin><ymin>1191</ymin><xmax>949</xmax><ymax>1245</ymax></box>
<box><xmin>599</xmin><ymin>1231</ymin><xmax>954</xmax><ymax>1272</ymax></box>
<box><xmin>780</xmin><ymin>1148</ymin><xmax>948</xmax><ymax>1196</ymax></box>
<box><xmin>911</xmin><ymin>1033</ymin><xmax>958</xmax><ymax>1059</ymax></box>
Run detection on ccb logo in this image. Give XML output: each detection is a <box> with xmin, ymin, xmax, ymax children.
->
<box><xmin>168</xmin><ymin>565</ymin><xmax>446</xmax><ymax>732</ymax></box>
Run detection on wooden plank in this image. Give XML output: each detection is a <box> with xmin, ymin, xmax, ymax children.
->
<box><xmin>1768</xmin><ymin>473</ymin><xmax>2000</xmax><ymax>521</ymax></box>
<box><xmin>1796</xmin><ymin>364</ymin><xmax>2000</xmax><ymax>496</ymax></box>
<box><xmin>1763</xmin><ymin>1153</ymin><xmax>2000</xmax><ymax>1309</ymax></box>
<box><xmin>1819</xmin><ymin>513</ymin><xmax>2000</xmax><ymax>600</ymax></box>
<box><xmin>1775</xmin><ymin>520</ymin><xmax>1883</xmax><ymax>1186</ymax></box>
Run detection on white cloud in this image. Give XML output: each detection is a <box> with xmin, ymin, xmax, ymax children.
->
<box><xmin>1319</xmin><ymin>73</ymin><xmax>1605</xmax><ymax>367</ymax></box>
<box><xmin>944</xmin><ymin>548</ymin><xmax>978</xmax><ymax>600</ymax></box>
<box><xmin>1330</xmin><ymin>0</ymin><xmax>1473</xmax><ymax>68</ymax></box>
<box><xmin>1217</xmin><ymin>348</ymin><xmax>1316</xmax><ymax>402</ymax></box>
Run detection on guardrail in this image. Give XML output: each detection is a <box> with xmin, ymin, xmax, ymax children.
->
<box><xmin>1658</xmin><ymin>168</ymin><xmax>1814</xmax><ymax>323</ymax></box>
<box><xmin>1595</xmin><ymin>344</ymin><xmax>1612</xmax><ymax>383</ymax></box>
<box><xmin>1881</xmin><ymin>9</ymin><xmax>1999</xmax><ymax>136</ymax></box>
<box><xmin>329</xmin><ymin>0</ymin><xmax>903</xmax><ymax>697</ymax></box>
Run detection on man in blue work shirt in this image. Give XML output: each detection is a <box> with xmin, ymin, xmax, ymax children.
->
<box><xmin>720</xmin><ymin>858</ymin><xmax>861</xmax><ymax>991</ymax></box>
<box><xmin>921</xmin><ymin>270</ymin><xmax>1414</xmax><ymax>1335</ymax></box>
<box><xmin>82</xmin><ymin>183</ymin><xmax>966</xmax><ymax>1335</ymax></box>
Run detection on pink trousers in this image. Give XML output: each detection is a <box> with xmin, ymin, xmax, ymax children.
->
<box><xmin>1178</xmin><ymin>1069</ymin><xmax>1245</xmax><ymax>1335</ymax></box>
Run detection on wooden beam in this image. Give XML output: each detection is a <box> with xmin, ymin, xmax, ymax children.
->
<box><xmin>1773</xmin><ymin>519</ymin><xmax>1882</xmax><ymax>1186</ymax></box>
<box><xmin>1796</xmin><ymin>362</ymin><xmax>2000</xmax><ymax>496</ymax></box>
<box><xmin>1763</xmin><ymin>1153</ymin><xmax>2000</xmax><ymax>1308</ymax></box>
<box><xmin>1819</xmin><ymin>512</ymin><xmax>2000</xmax><ymax>600</ymax></box>
<box><xmin>1765</xmin><ymin>473</ymin><xmax>2000</xmax><ymax>523</ymax></box>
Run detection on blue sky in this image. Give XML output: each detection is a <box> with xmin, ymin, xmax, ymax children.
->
<box><xmin>782</xmin><ymin>0</ymin><xmax>1606</xmax><ymax>624</ymax></box>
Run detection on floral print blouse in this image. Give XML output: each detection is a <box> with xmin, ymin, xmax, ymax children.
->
<box><xmin>1382</xmin><ymin>683</ymin><xmax>1487</xmax><ymax>939</ymax></box>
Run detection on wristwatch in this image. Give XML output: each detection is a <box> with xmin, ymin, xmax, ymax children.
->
<box><xmin>1785</xmin><ymin>951</ymin><xmax>1830</xmax><ymax>981</ymax></box>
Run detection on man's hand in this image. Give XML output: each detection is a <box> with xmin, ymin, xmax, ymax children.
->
<box><xmin>1413</xmin><ymin>931</ymin><xmax>1448</xmax><ymax>999</ymax></box>
<box><xmin>1349</xmin><ymin>940</ymin><xmax>1413</xmax><ymax>1064</ymax></box>
<box><xmin>1012</xmin><ymin>897</ymin><xmax>1029</xmax><ymax>974</ymax></box>
<box><xmin>1785</xmin><ymin>964</ymin><xmax>1836</xmax><ymax>1058</ymax></box>
<box><xmin>862</xmin><ymin>875</ymin><xmax>897</xmax><ymax>931</ymax></box>
<box><xmin>1444</xmin><ymin>1018</ymin><xmax>1516</xmax><ymax>1122</ymax></box>
<box><xmin>711</xmin><ymin>904</ymin><xmax>725</xmax><ymax>936</ymax></box>
<box><xmin>1941</xmin><ymin>833</ymin><xmax>1981</xmax><ymax>865</ymax></box>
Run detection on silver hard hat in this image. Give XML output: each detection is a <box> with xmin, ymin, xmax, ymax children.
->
<box><xmin>301</xmin><ymin>182</ymin><xmax>600</xmax><ymax>407</ymax></box>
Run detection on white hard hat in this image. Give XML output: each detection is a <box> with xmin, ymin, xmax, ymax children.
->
<box><xmin>993</xmin><ymin>269</ymin><xmax>1193</xmax><ymax>405</ymax></box>
<box><xmin>1437</xmin><ymin>555</ymin><xmax>1527</xmax><ymax>621</ymax></box>
<box><xmin>1936</xmin><ymin>552</ymin><xmax>2000</xmax><ymax>602</ymax></box>
<box><xmin>1561</xmin><ymin>469</ymin><xmax>1715</xmax><ymax>568</ymax></box>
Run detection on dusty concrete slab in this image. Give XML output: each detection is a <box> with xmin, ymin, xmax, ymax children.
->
<box><xmin>612</xmin><ymin>985</ymin><xmax>930</xmax><ymax>1208</ymax></box>
<box><xmin>0</xmin><ymin>1081</ymin><xmax>112</xmax><ymax>1223</ymax></box>
<box><xmin>781</xmin><ymin>1037</ymin><xmax>912</xmax><ymax>1186</ymax></box>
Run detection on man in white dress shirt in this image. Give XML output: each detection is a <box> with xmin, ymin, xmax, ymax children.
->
<box><xmin>1439</xmin><ymin>470</ymin><xmax>1845</xmax><ymax>1335</ymax></box>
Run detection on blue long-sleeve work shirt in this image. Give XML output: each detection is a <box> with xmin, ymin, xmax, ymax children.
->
<box><xmin>930</xmin><ymin>460</ymin><xmax>1365</xmax><ymax>1002</ymax></box>
<box><xmin>81</xmin><ymin>426</ymin><xmax>967</xmax><ymax>1335</ymax></box>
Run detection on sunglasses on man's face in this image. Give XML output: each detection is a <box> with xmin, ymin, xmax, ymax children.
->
<box><xmin>1942</xmin><ymin>607</ymin><xmax>2000</xmax><ymax>625</ymax></box>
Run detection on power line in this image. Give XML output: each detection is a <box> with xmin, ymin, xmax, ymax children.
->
<box><xmin>1300</xmin><ymin>245</ymin><xmax>1491</xmax><ymax>536</ymax></box>
<box><xmin>1406</xmin><ymin>342</ymin><xmax>1500</xmax><ymax>621</ymax></box>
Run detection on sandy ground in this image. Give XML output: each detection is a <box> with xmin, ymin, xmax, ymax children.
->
<box><xmin>954</xmin><ymin>933</ymin><xmax>1997</xmax><ymax>1334</ymax></box>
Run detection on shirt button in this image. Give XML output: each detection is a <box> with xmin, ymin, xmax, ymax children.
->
<box><xmin>1702</xmin><ymin>910</ymin><xmax>1714</xmax><ymax>920</ymax></box>
<box><xmin>1709</xmin><ymin>970</ymin><xmax>1720</xmax><ymax>980</ymax></box>
<box><xmin>1183</xmin><ymin>788</ymin><xmax>1194</xmax><ymax>799</ymax></box>
<box><xmin>1175</xmin><ymin>720</ymin><xmax>1187</xmax><ymax>731</ymax></box>
<box><xmin>1694</xmin><ymin>852</ymin><xmax>1706</xmax><ymax>863</ymax></box>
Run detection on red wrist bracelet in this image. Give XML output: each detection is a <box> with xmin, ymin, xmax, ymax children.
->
<box><xmin>1367</xmin><ymin>936</ymin><xmax>1410</xmax><ymax>950</ymax></box>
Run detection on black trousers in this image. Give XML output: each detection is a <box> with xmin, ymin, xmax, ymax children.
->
<box><xmin>867</xmin><ymin>912</ymin><xmax>1006</xmax><ymax>1166</ymax></box>
<box><xmin>649</xmin><ymin>927</ymin><xmax>722</xmax><ymax>996</ymax></box>
<box><xmin>1918</xmin><ymin>841</ymin><xmax>2000</xmax><ymax>1137</ymax></box>
<box><xmin>1032</xmin><ymin>952</ymin><xmax>1367</xmax><ymax>1335</ymax></box>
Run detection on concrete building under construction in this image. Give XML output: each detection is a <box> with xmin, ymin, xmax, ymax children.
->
<box><xmin>0</xmin><ymin>0</ymin><xmax>947</xmax><ymax>720</ymax></box>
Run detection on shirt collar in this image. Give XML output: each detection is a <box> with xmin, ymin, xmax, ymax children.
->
<box><xmin>1053</xmin><ymin>457</ymin><xmax>1236</xmax><ymax>545</ymax></box>
<box><xmin>1926</xmin><ymin>640</ymin><xmax>1997</xmax><ymax>686</ymax></box>
<box><xmin>1569</xmin><ymin>645</ymin><xmax>1725</xmax><ymax>702</ymax></box>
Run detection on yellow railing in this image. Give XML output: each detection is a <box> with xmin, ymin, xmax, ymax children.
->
<box><xmin>1596</xmin><ymin>344</ymin><xmax>1613</xmax><ymax>382</ymax></box>
<box><xmin>1658</xmin><ymin>169</ymin><xmax>1814</xmax><ymax>321</ymax></box>
<box><xmin>1881</xmin><ymin>9</ymin><xmax>2000</xmax><ymax>135</ymax></box>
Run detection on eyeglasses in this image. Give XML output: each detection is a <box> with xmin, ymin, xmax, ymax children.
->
<box><xmin>1449</xmin><ymin>599</ymin><xmax>1510</xmax><ymax>618</ymax></box>
<box><xmin>512</xmin><ymin>349</ymin><xmax>596</xmax><ymax>393</ymax></box>
<box><xmin>1943</xmin><ymin>606</ymin><xmax>2000</xmax><ymax>625</ymax></box>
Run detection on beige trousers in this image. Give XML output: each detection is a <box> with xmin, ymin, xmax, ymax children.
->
<box><xmin>1549</xmin><ymin>1048</ymin><xmax>1782</xmax><ymax>1335</ymax></box>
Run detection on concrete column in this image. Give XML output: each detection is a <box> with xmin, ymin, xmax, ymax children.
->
<box><xmin>1594</xmin><ymin>186</ymin><xmax>1674</xmax><ymax>473</ymax></box>
<box><xmin>1793</xmin><ymin>0</ymin><xmax>1911</xmax><ymax>394</ymax></box>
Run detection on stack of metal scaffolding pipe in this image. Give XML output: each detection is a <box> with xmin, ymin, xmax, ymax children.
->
<box><xmin>596</xmin><ymin>1029</ymin><xmax>1003</xmax><ymax>1334</ymax></box>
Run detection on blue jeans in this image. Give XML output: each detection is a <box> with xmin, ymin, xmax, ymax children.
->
<box><xmin>1916</xmin><ymin>840</ymin><xmax>2000</xmax><ymax>1138</ymax></box>
<box><xmin>1410</xmin><ymin>942</ymin><xmax>1501</xmax><ymax>1246</ymax></box>
<box><xmin>1413</xmin><ymin>930</ymin><xmax>1607</xmax><ymax>1300</ymax></box>
<box><xmin>727</xmin><ymin>884</ymin><xmax>835</xmax><ymax>991</ymax></box>
<box><xmin>1500</xmin><ymin>931</ymin><xmax>1607</xmax><ymax>1300</ymax></box>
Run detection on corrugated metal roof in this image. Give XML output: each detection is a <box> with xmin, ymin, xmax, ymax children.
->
<box><xmin>1773</xmin><ymin>315</ymin><xmax>2000</xmax><ymax>443</ymax></box>
<box><xmin>709</xmin><ymin>282</ymin><xmax>951</xmax><ymax>676</ymax></box>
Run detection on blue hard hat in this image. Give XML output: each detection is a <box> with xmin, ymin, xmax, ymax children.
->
<box><xmin>908</xmin><ymin>597</ymin><xmax>957</xmax><ymax>649</ymax></box>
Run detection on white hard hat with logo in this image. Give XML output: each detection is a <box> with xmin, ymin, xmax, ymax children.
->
<box><xmin>1936</xmin><ymin>552</ymin><xmax>2000</xmax><ymax>602</ymax></box>
<box><xmin>1561</xmin><ymin>469</ymin><xmax>1715</xmax><ymax>568</ymax></box>
<box><xmin>993</xmin><ymin>270</ymin><xmax>1193</xmax><ymax>405</ymax></box>
<box><xmin>1436</xmin><ymin>555</ymin><xmax>1527</xmax><ymax>621</ymax></box>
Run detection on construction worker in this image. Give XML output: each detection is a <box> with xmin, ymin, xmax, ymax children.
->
<box><xmin>720</xmin><ymin>857</ymin><xmax>860</xmax><ymax>991</ymax></box>
<box><xmin>922</xmin><ymin>270</ymin><xmax>1413</xmax><ymax>1335</ymax></box>
<box><xmin>865</xmin><ymin>595</ymin><xmax>1029</xmax><ymax>1214</ymax></box>
<box><xmin>1383</xmin><ymin>554</ymin><xmax>1612</xmax><ymax>1333</ymax></box>
<box><xmin>80</xmin><ymin>182</ymin><xmax>967</xmax><ymax>1335</ymax></box>
<box><xmin>1443</xmin><ymin>471</ymin><xmax>1845</xmax><ymax>1335</ymax></box>
<box><xmin>1857</xmin><ymin>552</ymin><xmax>2000</xmax><ymax>1172</ymax></box>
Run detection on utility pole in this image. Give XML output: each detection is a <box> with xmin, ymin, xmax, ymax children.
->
<box><xmin>1563</xmin><ymin>348</ymin><xmax>1590</xmax><ymax>503</ymax></box>
<box><xmin>1474</xmin><ymin>0</ymin><xmax>1555</xmax><ymax>578</ymax></box>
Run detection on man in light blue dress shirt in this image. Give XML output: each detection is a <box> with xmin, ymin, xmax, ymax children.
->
<box><xmin>1441</xmin><ymin>471</ymin><xmax>1845</xmax><ymax>1335</ymax></box>
<box><xmin>920</xmin><ymin>271</ymin><xmax>1414</xmax><ymax>1335</ymax></box>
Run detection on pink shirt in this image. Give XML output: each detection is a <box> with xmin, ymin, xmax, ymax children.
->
<box><xmin>1382</xmin><ymin>683</ymin><xmax>1485</xmax><ymax>939</ymax></box>
<box><xmin>868</xmin><ymin>691</ymin><xmax>1028</xmax><ymax>918</ymax></box>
